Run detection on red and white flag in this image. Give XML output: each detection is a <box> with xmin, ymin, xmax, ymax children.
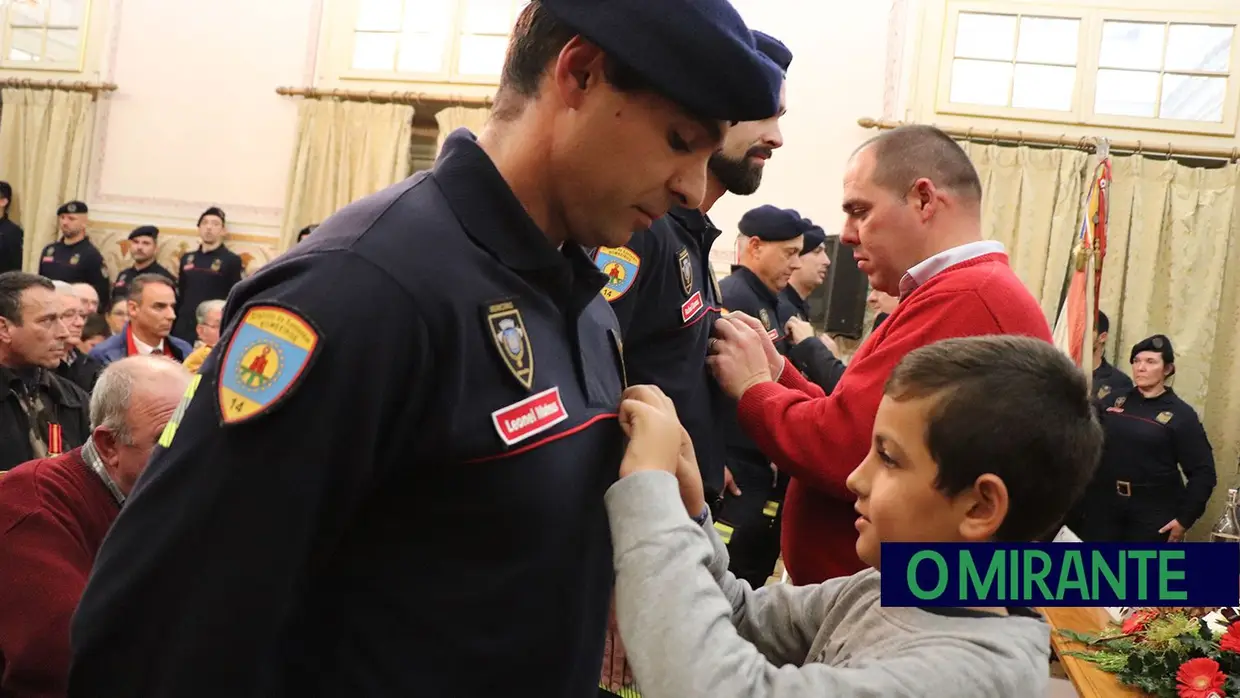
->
<box><xmin>1052</xmin><ymin>141</ymin><xmax>1112</xmax><ymax>383</ymax></box>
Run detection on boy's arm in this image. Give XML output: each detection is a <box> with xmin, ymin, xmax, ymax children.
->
<box><xmin>606</xmin><ymin>471</ymin><xmax>843</xmax><ymax>686</ymax></box>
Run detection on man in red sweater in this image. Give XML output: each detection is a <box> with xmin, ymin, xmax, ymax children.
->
<box><xmin>708</xmin><ymin>125</ymin><xmax>1052</xmax><ymax>584</ymax></box>
<box><xmin>0</xmin><ymin>355</ymin><xmax>189</xmax><ymax>697</ymax></box>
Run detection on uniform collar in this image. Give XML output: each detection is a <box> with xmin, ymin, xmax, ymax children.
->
<box><xmin>59</xmin><ymin>235</ymin><xmax>91</xmax><ymax>248</ymax></box>
<box><xmin>781</xmin><ymin>285</ymin><xmax>808</xmax><ymax>316</ymax></box>
<box><xmin>433</xmin><ymin>129</ymin><xmax>574</xmax><ymax>273</ymax></box>
<box><xmin>668</xmin><ymin>206</ymin><xmax>722</xmax><ymax>249</ymax></box>
<box><xmin>196</xmin><ymin>244</ymin><xmax>227</xmax><ymax>256</ymax></box>
<box><xmin>734</xmin><ymin>265</ymin><xmax>780</xmax><ymax>306</ymax></box>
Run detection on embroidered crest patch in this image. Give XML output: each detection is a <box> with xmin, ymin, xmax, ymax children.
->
<box><xmin>211</xmin><ymin>259</ymin><xmax>222</xmax><ymax>272</ymax></box>
<box><xmin>677</xmin><ymin>247</ymin><xmax>693</xmax><ymax>296</ymax></box>
<box><xmin>759</xmin><ymin>308</ymin><xmax>772</xmax><ymax>330</ymax></box>
<box><xmin>595</xmin><ymin>246</ymin><xmax>641</xmax><ymax>302</ymax></box>
<box><xmin>1096</xmin><ymin>385</ymin><xmax>1111</xmax><ymax>400</ymax></box>
<box><xmin>1156</xmin><ymin>411</ymin><xmax>1173</xmax><ymax>424</ymax></box>
<box><xmin>217</xmin><ymin>305</ymin><xmax>321</xmax><ymax>425</ymax></box>
<box><xmin>69</xmin><ymin>254</ymin><xmax>80</xmax><ymax>266</ymax></box>
<box><xmin>486</xmin><ymin>300</ymin><xmax>534</xmax><ymax>390</ymax></box>
<box><xmin>1115</xmin><ymin>397</ymin><xmax>1126</xmax><ymax>409</ymax></box>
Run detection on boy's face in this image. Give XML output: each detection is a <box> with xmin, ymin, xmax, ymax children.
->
<box><xmin>846</xmin><ymin>394</ymin><xmax>1006</xmax><ymax>570</ymax></box>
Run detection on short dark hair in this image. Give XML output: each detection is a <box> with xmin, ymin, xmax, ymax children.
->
<box><xmin>0</xmin><ymin>181</ymin><xmax>11</xmax><ymax>218</ymax></box>
<box><xmin>1096</xmin><ymin>310</ymin><xmax>1110</xmax><ymax>335</ymax></box>
<box><xmin>0</xmin><ymin>272</ymin><xmax>54</xmax><ymax>325</ymax></box>
<box><xmin>858</xmin><ymin>125</ymin><xmax>983</xmax><ymax>203</ymax></box>
<box><xmin>492</xmin><ymin>1</ymin><xmax>673</xmax><ymax>125</ymax></box>
<box><xmin>82</xmin><ymin>313</ymin><xmax>112</xmax><ymax>342</ymax></box>
<box><xmin>884</xmin><ymin>335</ymin><xmax>1103</xmax><ymax>542</ymax></box>
<box><xmin>128</xmin><ymin>274</ymin><xmax>176</xmax><ymax>304</ymax></box>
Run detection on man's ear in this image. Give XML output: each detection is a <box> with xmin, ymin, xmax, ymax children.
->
<box><xmin>0</xmin><ymin>317</ymin><xmax>12</xmax><ymax>344</ymax></box>
<box><xmin>92</xmin><ymin>426</ymin><xmax>118</xmax><ymax>464</ymax></box>
<box><xmin>1097</xmin><ymin>331</ymin><xmax>1108</xmax><ymax>346</ymax></box>
<box><xmin>551</xmin><ymin>36</ymin><xmax>607</xmax><ymax>109</ymax></box>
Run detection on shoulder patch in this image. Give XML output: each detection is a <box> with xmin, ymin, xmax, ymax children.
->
<box><xmin>595</xmin><ymin>246</ymin><xmax>640</xmax><ymax>302</ymax></box>
<box><xmin>1156</xmin><ymin>411</ymin><xmax>1173</xmax><ymax>424</ymax></box>
<box><xmin>217</xmin><ymin>304</ymin><xmax>321</xmax><ymax>425</ymax></box>
<box><xmin>1096</xmin><ymin>384</ymin><xmax>1111</xmax><ymax>400</ymax></box>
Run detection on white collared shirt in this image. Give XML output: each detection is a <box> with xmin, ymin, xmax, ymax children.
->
<box><xmin>132</xmin><ymin>333</ymin><xmax>166</xmax><ymax>356</ymax></box>
<box><xmin>898</xmin><ymin>240</ymin><xmax>1006</xmax><ymax>299</ymax></box>
<box><xmin>82</xmin><ymin>437</ymin><xmax>126</xmax><ymax>506</ymax></box>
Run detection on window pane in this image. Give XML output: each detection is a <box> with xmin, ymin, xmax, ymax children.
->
<box><xmin>1012</xmin><ymin>64</ymin><xmax>1074</xmax><ymax>110</ymax></box>
<box><xmin>44</xmin><ymin>28</ymin><xmax>79</xmax><ymax>63</ymax></box>
<box><xmin>1161</xmin><ymin>74</ymin><xmax>1226</xmax><ymax>121</ymax></box>
<box><xmin>357</xmin><ymin>0</ymin><xmax>403</xmax><ymax>31</ymax></box>
<box><xmin>463</xmin><ymin>0</ymin><xmax>515</xmax><ymax>35</ymax></box>
<box><xmin>954</xmin><ymin>13</ymin><xmax>1017</xmax><ymax>61</ymax></box>
<box><xmin>48</xmin><ymin>0</ymin><xmax>85</xmax><ymax>27</ymax></box>
<box><xmin>9</xmin><ymin>2</ymin><xmax>47</xmax><ymax>26</ymax></box>
<box><xmin>397</xmin><ymin>32</ymin><xmax>447</xmax><ymax>73</ymax></box>
<box><xmin>404</xmin><ymin>0</ymin><xmax>455</xmax><ymax>33</ymax></box>
<box><xmin>457</xmin><ymin>34</ymin><xmax>508</xmax><ymax>76</ymax></box>
<box><xmin>1165</xmin><ymin>24</ymin><xmax>1232</xmax><ymax>73</ymax></box>
<box><xmin>1016</xmin><ymin>17</ymin><xmax>1079</xmax><ymax>65</ymax></box>
<box><xmin>1095</xmin><ymin>69</ymin><xmax>1159</xmax><ymax>117</ymax></box>
<box><xmin>9</xmin><ymin>27</ymin><xmax>43</xmax><ymax>61</ymax></box>
<box><xmin>949</xmin><ymin>59</ymin><xmax>1013</xmax><ymax>106</ymax></box>
<box><xmin>352</xmin><ymin>32</ymin><xmax>398</xmax><ymax>71</ymax></box>
<box><xmin>1099</xmin><ymin>21</ymin><xmax>1164</xmax><ymax>71</ymax></box>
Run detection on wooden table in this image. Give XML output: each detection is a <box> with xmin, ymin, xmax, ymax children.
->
<box><xmin>1039</xmin><ymin>607</ymin><xmax>1149</xmax><ymax>698</ymax></box>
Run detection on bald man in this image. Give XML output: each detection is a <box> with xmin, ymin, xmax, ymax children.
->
<box><xmin>709</xmin><ymin>125</ymin><xmax>1051</xmax><ymax>584</ymax></box>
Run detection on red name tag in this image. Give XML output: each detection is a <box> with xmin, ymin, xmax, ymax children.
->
<box><xmin>491</xmin><ymin>387</ymin><xmax>569</xmax><ymax>447</ymax></box>
<box><xmin>183</xmin><ymin>264</ymin><xmax>195</xmax><ymax>270</ymax></box>
<box><xmin>680</xmin><ymin>291</ymin><xmax>703</xmax><ymax>323</ymax></box>
<box><xmin>42</xmin><ymin>256</ymin><xmax>54</xmax><ymax>263</ymax></box>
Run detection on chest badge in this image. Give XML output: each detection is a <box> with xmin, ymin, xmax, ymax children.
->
<box><xmin>1156</xmin><ymin>411</ymin><xmax>1173</xmax><ymax>424</ymax></box>
<box><xmin>594</xmin><ymin>246</ymin><xmax>640</xmax><ymax>302</ymax></box>
<box><xmin>69</xmin><ymin>254</ymin><xmax>80</xmax><ymax>266</ymax></box>
<box><xmin>485</xmin><ymin>300</ymin><xmax>534</xmax><ymax>390</ymax></box>
<box><xmin>1096</xmin><ymin>385</ymin><xmax>1111</xmax><ymax>400</ymax></box>
<box><xmin>677</xmin><ymin>247</ymin><xmax>693</xmax><ymax>297</ymax></box>
<box><xmin>211</xmin><ymin>259</ymin><xmax>222</xmax><ymax>272</ymax></box>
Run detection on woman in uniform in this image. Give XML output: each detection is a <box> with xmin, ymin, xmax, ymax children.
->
<box><xmin>1081</xmin><ymin>335</ymin><xmax>1217</xmax><ymax>541</ymax></box>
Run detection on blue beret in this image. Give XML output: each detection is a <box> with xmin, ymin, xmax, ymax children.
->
<box><xmin>1130</xmin><ymin>334</ymin><xmax>1174</xmax><ymax>366</ymax></box>
<box><xmin>57</xmin><ymin>200</ymin><xmax>87</xmax><ymax>215</ymax></box>
<box><xmin>738</xmin><ymin>205</ymin><xmax>804</xmax><ymax>242</ymax></box>
<box><xmin>799</xmin><ymin>225</ymin><xmax>826</xmax><ymax>256</ymax></box>
<box><xmin>753</xmin><ymin>31</ymin><xmax>792</xmax><ymax>72</ymax></box>
<box><xmin>540</xmin><ymin>0</ymin><xmax>782</xmax><ymax>121</ymax></box>
<box><xmin>128</xmin><ymin>225</ymin><xmax>159</xmax><ymax>241</ymax></box>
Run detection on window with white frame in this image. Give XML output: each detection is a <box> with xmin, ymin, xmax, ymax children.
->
<box><xmin>351</xmin><ymin>0</ymin><xmax>529</xmax><ymax>83</ymax></box>
<box><xmin>935</xmin><ymin>2</ymin><xmax>1240</xmax><ymax>135</ymax></box>
<box><xmin>1</xmin><ymin>0</ymin><xmax>87</xmax><ymax>69</ymax></box>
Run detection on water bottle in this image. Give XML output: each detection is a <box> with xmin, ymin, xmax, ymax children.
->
<box><xmin>1209</xmin><ymin>489</ymin><xmax>1240</xmax><ymax>543</ymax></box>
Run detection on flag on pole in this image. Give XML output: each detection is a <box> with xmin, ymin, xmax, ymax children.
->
<box><xmin>1052</xmin><ymin>140</ymin><xmax>1112</xmax><ymax>382</ymax></box>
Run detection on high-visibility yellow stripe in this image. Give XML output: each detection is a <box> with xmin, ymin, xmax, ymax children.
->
<box><xmin>599</xmin><ymin>684</ymin><xmax>643</xmax><ymax>698</ymax></box>
<box><xmin>713</xmin><ymin>521</ymin><xmax>734</xmax><ymax>544</ymax></box>
<box><xmin>763</xmin><ymin>500</ymin><xmax>780</xmax><ymax>518</ymax></box>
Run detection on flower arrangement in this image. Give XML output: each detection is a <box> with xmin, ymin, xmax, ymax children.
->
<box><xmin>1060</xmin><ymin>607</ymin><xmax>1240</xmax><ymax>697</ymax></box>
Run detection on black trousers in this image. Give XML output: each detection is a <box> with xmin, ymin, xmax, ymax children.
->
<box><xmin>713</xmin><ymin>460</ymin><xmax>788</xmax><ymax>588</ymax></box>
<box><xmin>1077</xmin><ymin>480</ymin><xmax>1181</xmax><ymax>542</ymax></box>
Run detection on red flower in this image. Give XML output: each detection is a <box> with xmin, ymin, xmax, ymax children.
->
<box><xmin>1176</xmin><ymin>657</ymin><xmax>1226</xmax><ymax>698</ymax></box>
<box><xmin>1221</xmin><ymin>620</ymin><xmax>1240</xmax><ymax>654</ymax></box>
<box><xmin>1122</xmin><ymin>609</ymin><xmax>1159</xmax><ymax>635</ymax></box>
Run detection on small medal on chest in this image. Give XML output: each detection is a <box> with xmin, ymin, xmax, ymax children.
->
<box><xmin>47</xmin><ymin>423</ymin><xmax>63</xmax><ymax>456</ymax></box>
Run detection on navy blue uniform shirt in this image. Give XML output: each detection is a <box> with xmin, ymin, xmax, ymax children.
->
<box><xmin>37</xmin><ymin>237</ymin><xmax>110</xmax><ymax>307</ymax></box>
<box><xmin>0</xmin><ymin>217</ymin><xmax>23</xmax><ymax>273</ymax></box>
<box><xmin>1097</xmin><ymin>387</ymin><xmax>1216</xmax><ymax>527</ymax></box>
<box><xmin>172</xmin><ymin>244</ymin><xmax>243</xmax><ymax>343</ymax></box>
<box><xmin>777</xmin><ymin>286</ymin><xmax>846</xmax><ymax>394</ymax></box>
<box><xmin>593</xmin><ymin>206</ymin><xmax>729</xmax><ymax>495</ymax></box>
<box><xmin>113</xmin><ymin>261</ymin><xmax>177</xmax><ymax>300</ymax></box>
<box><xmin>718</xmin><ymin>266</ymin><xmax>789</xmax><ymax>468</ymax></box>
<box><xmin>69</xmin><ymin>130</ymin><xmax>625</xmax><ymax>698</ymax></box>
<box><xmin>1092</xmin><ymin>358</ymin><xmax>1134</xmax><ymax>402</ymax></box>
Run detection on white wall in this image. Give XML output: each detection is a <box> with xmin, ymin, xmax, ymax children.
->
<box><xmin>709</xmin><ymin>0</ymin><xmax>898</xmax><ymax>270</ymax></box>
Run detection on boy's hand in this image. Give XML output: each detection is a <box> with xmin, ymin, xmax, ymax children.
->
<box><xmin>618</xmin><ymin>385</ymin><xmax>682</xmax><ymax>478</ymax></box>
<box><xmin>676</xmin><ymin>425</ymin><xmax>707</xmax><ymax>520</ymax></box>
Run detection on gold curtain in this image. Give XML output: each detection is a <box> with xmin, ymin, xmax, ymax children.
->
<box><xmin>434</xmin><ymin>106</ymin><xmax>490</xmax><ymax>153</ymax></box>
<box><xmin>964</xmin><ymin>142</ymin><xmax>1240</xmax><ymax>539</ymax></box>
<box><xmin>279</xmin><ymin>99</ymin><xmax>415</xmax><ymax>252</ymax></box>
<box><xmin>0</xmin><ymin>88</ymin><xmax>94</xmax><ymax>271</ymax></box>
<box><xmin>958</xmin><ymin>141</ymin><xmax>1090</xmax><ymax>320</ymax></box>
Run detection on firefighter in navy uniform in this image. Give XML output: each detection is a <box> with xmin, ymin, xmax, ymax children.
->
<box><xmin>715</xmin><ymin>204</ymin><xmax>807</xmax><ymax>588</ymax></box>
<box><xmin>113</xmin><ymin>226</ymin><xmax>176</xmax><ymax>300</ymax></box>
<box><xmin>777</xmin><ymin>223</ymin><xmax>847</xmax><ymax>394</ymax></box>
<box><xmin>1080</xmin><ymin>334</ymin><xmax>1217</xmax><ymax>542</ymax></box>
<box><xmin>171</xmin><ymin>207</ymin><xmax>244</xmax><ymax>344</ymax></box>
<box><xmin>66</xmin><ymin>1</ymin><xmax>783</xmax><ymax>696</ymax></box>
<box><xmin>38</xmin><ymin>201</ymin><xmax>110</xmax><ymax>308</ymax></box>
<box><xmin>1091</xmin><ymin>310</ymin><xmax>1133</xmax><ymax>402</ymax></box>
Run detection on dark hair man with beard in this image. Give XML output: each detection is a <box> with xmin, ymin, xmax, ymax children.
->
<box><xmin>591</xmin><ymin>30</ymin><xmax>789</xmax><ymax>698</ymax></box>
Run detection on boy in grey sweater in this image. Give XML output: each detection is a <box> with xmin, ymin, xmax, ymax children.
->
<box><xmin>607</xmin><ymin>334</ymin><xmax>1103</xmax><ymax>698</ymax></box>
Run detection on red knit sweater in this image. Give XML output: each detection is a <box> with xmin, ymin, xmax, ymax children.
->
<box><xmin>0</xmin><ymin>448</ymin><xmax>119</xmax><ymax>698</ymax></box>
<box><xmin>737</xmin><ymin>253</ymin><xmax>1052</xmax><ymax>584</ymax></box>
